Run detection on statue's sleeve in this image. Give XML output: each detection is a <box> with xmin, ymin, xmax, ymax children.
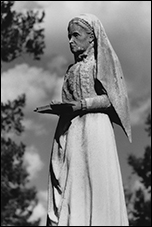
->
<box><xmin>81</xmin><ymin>95</ymin><xmax>111</xmax><ymax>112</ymax></box>
<box><xmin>80</xmin><ymin>63</ymin><xmax>112</xmax><ymax>112</ymax></box>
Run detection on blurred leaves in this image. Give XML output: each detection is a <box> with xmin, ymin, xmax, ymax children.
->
<box><xmin>126</xmin><ymin>114</ymin><xmax>151</xmax><ymax>226</ymax></box>
<box><xmin>128</xmin><ymin>146</ymin><xmax>151</xmax><ymax>192</ymax></box>
<box><xmin>1</xmin><ymin>1</ymin><xmax>45</xmax><ymax>63</ymax></box>
<box><xmin>1</xmin><ymin>94</ymin><xmax>25</xmax><ymax>136</ymax></box>
<box><xmin>1</xmin><ymin>1</ymin><xmax>46</xmax><ymax>225</ymax></box>
<box><xmin>1</xmin><ymin>95</ymin><xmax>40</xmax><ymax>226</ymax></box>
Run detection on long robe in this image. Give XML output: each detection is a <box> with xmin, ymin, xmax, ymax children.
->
<box><xmin>46</xmin><ymin>51</ymin><xmax>129</xmax><ymax>226</ymax></box>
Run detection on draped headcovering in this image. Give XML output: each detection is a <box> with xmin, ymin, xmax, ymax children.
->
<box><xmin>70</xmin><ymin>14</ymin><xmax>132</xmax><ymax>142</ymax></box>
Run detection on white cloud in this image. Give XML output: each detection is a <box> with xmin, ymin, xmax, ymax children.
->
<box><xmin>1</xmin><ymin>64</ymin><xmax>58</xmax><ymax>111</ymax></box>
<box><xmin>130</xmin><ymin>98</ymin><xmax>151</xmax><ymax>126</ymax></box>
<box><xmin>64</xmin><ymin>1</ymin><xmax>86</xmax><ymax>13</ymax></box>
<box><xmin>35</xmin><ymin>1</ymin><xmax>53</xmax><ymax>7</ymax></box>
<box><xmin>24</xmin><ymin>145</ymin><xmax>44</xmax><ymax>179</ymax></box>
<box><xmin>28</xmin><ymin>190</ymin><xmax>48</xmax><ymax>226</ymax></box>
<box><xmin>132</xmin><ymin>179</ymin><xmax>144</xmax><ymax>191</ymax></box>
<box><xmin>13</xmin><ymin>1</ymin><xmax>42</xmax><ymax>11</ymax></box>
<box><xmin>13</xmin><ymin>1</ymin><xmax>28</xmax><ymax>11</ymax></box>
<box><xmin>38</xmin><ymin>190</ymin><xmax>47</xmax><ymax>204</ymax></box>
<box><xmin>23</xmin><ymin>118</ymin><xmax>47</xmax><ymax>136</ymax></box>
<box><xmin>47</xmin><ymin>55</ymin><xmax>68</xmax><ymax>77</ymax></box>
<box><xmin>28</xmin><ymin>202</ymin><xmax>47</xmax><ymax>226</ymax></box>
<box><xmin>131</xmin><ymin>179</ymin><xmax>151</xmax><ymax>202</ymax></box>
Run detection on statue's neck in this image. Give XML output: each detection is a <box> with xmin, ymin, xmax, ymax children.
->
<box><xmin>74</xmin><ymin>44</ymin><xmax>94</xmax><ymax>62</ymax></box>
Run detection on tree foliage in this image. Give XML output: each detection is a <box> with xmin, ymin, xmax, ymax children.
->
<box><xmin>1</xmin><ymin>1</ymin><xmax>46</xmax><ymax>225</ymax></box>
<box><xmin>1</xmin><ymin>1</ymin><xmax>45</xmax><ymax>63</ymax></box>
<box><xmin>1</xmin><ymin>95</ymin><xmax>40</xmax><ymax>226</ymax></box>
<box><xmin>127</xmin><ymin>114</ymin><xmax>151</xmax><ymax>226</ymax></box>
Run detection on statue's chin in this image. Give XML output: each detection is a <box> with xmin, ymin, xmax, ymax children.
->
<box><xmin>71</xmin><ymin>49</ymin><xmax>85</xmax><ymax>57</ymax></box>
<box><xmin>70</xmin><ymin>45</ymin><xmax>84</xmax><ymax>54</ymax></box>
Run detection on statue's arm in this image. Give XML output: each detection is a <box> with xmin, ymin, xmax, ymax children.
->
<box><xmin>34</xmin><ymin>95</ymin><xmax>112</xmax><ymax>116</ymax></box>
<box><xmin>70</xmin><ymin>94</ymin><xmax>111</xmax><ymax>114</ymax></box>
<box><xmin>80</xmin><ymin>95</ymin><xmax>111</xmax><ymax>112</ymax></box>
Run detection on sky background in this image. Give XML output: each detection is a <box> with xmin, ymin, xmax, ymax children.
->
<box><xmin>1</xmin><ymin>1</ymin><xmax>151</xmax><ymax>225</ymax></box>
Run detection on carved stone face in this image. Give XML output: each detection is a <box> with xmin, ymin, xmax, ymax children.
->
<box><xmin>68</xmin><ymin>23</ymin><xmax>93</xmax><ymax>56</ymax></box>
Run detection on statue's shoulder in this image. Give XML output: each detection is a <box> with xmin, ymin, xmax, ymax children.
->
<box><xmin>66</xmin><ymin>63</ymin><xmax>75</xmax><ymax>73</ymax></box>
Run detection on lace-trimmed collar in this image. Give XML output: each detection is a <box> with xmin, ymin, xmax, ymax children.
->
<box><xmin>75</xmin><ymin>46</ymin><xmax>95</xmax><ymax>63</ymax></box>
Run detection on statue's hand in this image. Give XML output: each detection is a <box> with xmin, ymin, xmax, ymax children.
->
<box><xmin>49</xmin><ymin>101</ymin><xmax>74</xmax><ymax>115</ymax></box>
<box><xmin>69</xmin><ymin>101</ymin><xmax>81</xmax><ymax>112</ymax></box>
<box><xmin>34</xmin><ymin>101</ymin><xmax>65</xmax><ymax>115</ymax></box>
<box><xmin>50</xmin><ymin>101</ymin><xmax>82</xmax><ymax>115</ymax></box>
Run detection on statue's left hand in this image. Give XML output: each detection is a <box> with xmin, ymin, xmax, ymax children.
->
<box><xmin>50</xmin><ymin>101</ymin><xmax>82</xmax><ymax>115</ymax></box>
<box><xmin>68</xmin><ymin>101</ymin><xmax>81</xmax><ymax>112</ymax></box>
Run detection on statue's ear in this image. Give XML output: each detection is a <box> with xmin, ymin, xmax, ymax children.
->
<box><xmin>89</xmin><ymin>32</ymin><xmax>95</xmax><ymax>43</ymax></box>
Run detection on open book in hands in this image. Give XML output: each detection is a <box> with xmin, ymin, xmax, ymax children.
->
<box><xmin>34</xmin><ymin>101</ymin><xmax>75</xmax><ymax>115</ymax></box>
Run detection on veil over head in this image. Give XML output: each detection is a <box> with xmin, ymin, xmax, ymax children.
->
<box><xmin>69</xmin><ymin>14</ymin><xmax>132</xmax><ymax>142</ymax></box>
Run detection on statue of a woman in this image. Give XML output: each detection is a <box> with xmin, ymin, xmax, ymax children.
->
<box><xmin>45</xmin><ymin>14</ymin><xmax>131</xmax><ymax>226</ymax></box>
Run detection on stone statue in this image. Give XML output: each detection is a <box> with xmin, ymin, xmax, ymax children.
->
<box><xmin>35</xmin><ymin>13</ymin><xmax>131</xmax><ymax>226</ymax></box>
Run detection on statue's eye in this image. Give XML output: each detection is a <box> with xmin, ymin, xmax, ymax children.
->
<box><xmin>68</xmin><ymin>32</ymin><xmax>80</xmax><ymax>40</ymax></box>
<box><xmin>73</xmin><ymin>32</ymin><xmax>79</xmax><ymax>37</ymax></box>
